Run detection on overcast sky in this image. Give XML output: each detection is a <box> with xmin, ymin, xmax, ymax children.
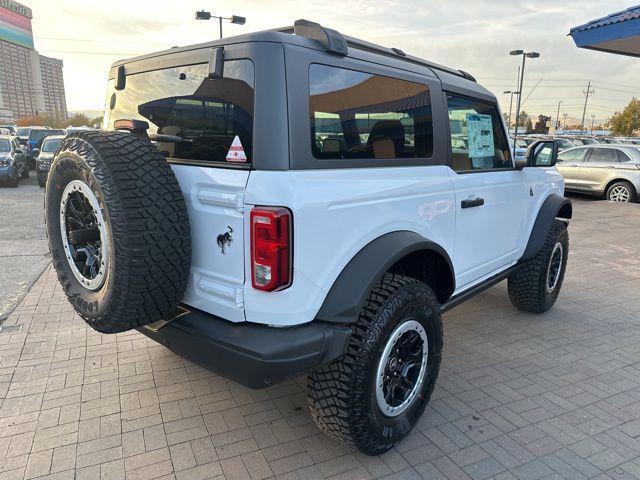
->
<box><xmin>24</xmin><ymin>0</ymin><xmax>640</xmax><ymax>125</ymax></box>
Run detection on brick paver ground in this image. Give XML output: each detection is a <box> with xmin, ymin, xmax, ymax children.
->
<box><xmin>1</xmin><ymin>199</ymin><xmax>639</xmax><ymax>480</ymax></box>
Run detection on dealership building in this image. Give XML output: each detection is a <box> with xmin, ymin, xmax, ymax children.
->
<box><xmin>0</xmin><ymin>0</ymin><xmax>67</xmax><ymax>123</ymax></box>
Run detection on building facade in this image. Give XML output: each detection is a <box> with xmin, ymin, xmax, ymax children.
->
<box><xmin>0</xmin><ymin>0</ymin><xmax>68</xmax><ymax>123</ymax></box>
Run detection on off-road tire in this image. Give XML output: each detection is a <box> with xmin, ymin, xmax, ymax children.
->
<box><xmin>46</xmin><ymin>131</ymin><xmax>191</xmax><ymax>333</ymax></box>
<box><xmin>606</xmin><ymin>180</ymin><xmax>637</xmax><ymax>203</ymax></box>
<box><xmin>508</xmin><ymin>219</ymin><xmax>568</xmax><ymax>313</ymax></box>
<box><xmin>307</xmin><ymin>274</ymin><xmax>443</xmax><ymax>455</ymax></box>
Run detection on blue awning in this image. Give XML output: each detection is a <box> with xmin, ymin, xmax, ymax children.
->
<box><xmin>570</xmin><ymin>6</ymin><xmax>640</xmax><ymax>57</ymax></box>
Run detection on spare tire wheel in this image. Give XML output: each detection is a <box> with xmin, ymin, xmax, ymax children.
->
<box><xmin>45</xmin><ymin>131</ymin><xmax>191</xmax><ymax>333</ymax></box>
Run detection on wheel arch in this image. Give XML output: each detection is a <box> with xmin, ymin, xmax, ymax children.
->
<box><xmin>315</xmin><ymin>231</ymin><xmax>455</xmax><ymax>324</ymax></box>
<box><xmin>604</xmin><ymin>178</ymin><xmax>637</xmax><ymax>198</ymax></box>
<box><xmin>521</xmin><ymin>194</ymin><xmax>572</xmax><ymax>261</ymax></box>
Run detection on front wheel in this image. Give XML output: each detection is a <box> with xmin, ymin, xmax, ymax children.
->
<box><xmin>508</xmin><ymin>219</ymin><xmax>569</xmax><ymax>313</ymax></box>
<box><xmin>606</xmin><ymin>181</ymin><xmax>637</xmax><ymax>203</ymax></box>
<box><xmin>307</xmin><ymin>274</ymin><xmax>443</xmax><ymax>455</ymax></box>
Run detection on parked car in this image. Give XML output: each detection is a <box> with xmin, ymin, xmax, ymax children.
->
<box><xmin>15</xmin><ymin>127</ymin><xmax>31</xmax><ymax>145</ymax></box>
<box><xmin>556</xmin><ymin>145</ymin><xmax>640</xmax><ymax>202</ymax></box>
<box><xmin>0</xmin><ymin>128</ymin><xmax>10</xmax><ymax>135</ymax></box>
<box><xmin>554</xmin><ymin>137</ymin><xmax>577</xmax><ymax>151</ymax></box>
<box><xmin>26</xmin><ymin>128</ymin><xmax>64</xmax><ymax>169</ymax></box>
<box><xmin>35</xmin><ymin>134</ymin><xmax>64</xmax><ymax>187</ymax></box>
<box><xmin>0</xmin><ymin>135</ymin><xmax>28</xmax><ymax>187</ymax></box>
<box><xmin>0</xmin><ymin>125</ymin><xmax>16</xmax><ymax>135</ymax></box>
<box><xmin>44</xmin><ymin>19</ymin><xmax>572</xmax><ymax>455</ymax></box>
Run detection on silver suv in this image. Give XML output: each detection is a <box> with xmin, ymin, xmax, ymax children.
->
<box><xmin>556</xmin><ymin>145</ymin><xmax>640</xmax><ymax>202</ymax></box>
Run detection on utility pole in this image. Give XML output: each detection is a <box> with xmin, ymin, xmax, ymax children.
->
<box><xmin>554</xmin><ymin>100</ymin><xmax>562</xmax><ymax>132</ymax></box>
<box><xmin>509</xmin><ymin>50</ymin><xmax>540</xmax><ymax>158</ymax></box>
<box><xmin>580</xmin><ymin>81</ymin><xmax>595</xmax><ymax>133</ymax></box>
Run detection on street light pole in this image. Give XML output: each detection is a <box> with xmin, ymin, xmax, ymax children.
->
<box><xmin>590</xmin><ymin>114</ymin><xmax>595</xmax><ymax>135</ymax></box>
<box><xmin>510</xmin><ymin>50</ymin><xmax>540</xmax><ymax>158</ymax></box>
<box><xmin>554</xmin><ymin>100</ymin><xmax>562</xmax><ymax>132</ymax></box>
<box><xmin>195</xmin><ymin>11</ymin><xmax>246</xmax><ymax>39</ymax></box>
<box><xmin>563</xmin><ymin>113</ymin><xmax>568</xmax><ymax>130</ymax></box>
<box><xmin>580</xmin><ymin>81</ymin><xmax>595</xmax><ymax>133</ymax></box>
<box><xmin>503</xmin><ymin>90</ymin><xmax>518</xmax><ymax>132</ymax></box>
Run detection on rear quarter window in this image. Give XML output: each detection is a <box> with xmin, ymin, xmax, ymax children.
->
<box><xmin>106</xmin><ymin>60</ymin><xmax>254</xmax><ymax>166</ymax></box>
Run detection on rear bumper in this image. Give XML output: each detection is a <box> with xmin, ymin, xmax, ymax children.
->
<box><xmin>138</xmin><ymin>308</ymin><xmax>351</xmax><ymax>389</ymax></box>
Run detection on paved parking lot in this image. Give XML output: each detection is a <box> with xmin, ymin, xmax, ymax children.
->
<box><xmin>0</xmin><ymin>198</ymin><xmax>639</xmax><ymax>479</ymax></box>
<box><xmin>0</xmin><ymin>176</ymin><xmax>49</xmax><ymax>320</ymax></box>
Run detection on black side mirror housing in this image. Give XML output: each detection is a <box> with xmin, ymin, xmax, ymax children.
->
<box><xmin>527</xmin><ymin>140</ymin><xmax>558</xmax><ymax>167</ymax></box>
<box><xmin>33</xmin><ymin>148</ymin><xmax>39</xmax><ymax>156</ymax></box>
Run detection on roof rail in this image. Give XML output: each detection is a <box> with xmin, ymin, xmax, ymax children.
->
<box><xmin>273</xmin><ymin>19</ymin><xmax>475</xmax><ymax>82</ymax></box>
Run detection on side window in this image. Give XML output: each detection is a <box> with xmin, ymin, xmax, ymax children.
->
<box><xmin>587</xmin><ymin>148</ymin><xmax>619</xmax><ymax>163</ymax></box>
<box><xmin>309</xmin><ymin>64</ymin><xmax>433</xmax><ymax>160</ymax></box>
<box><xmin>557</xmin><ymin>148</ymin><xmax>587</xmax><ymax>163</ymax></box>
<box><xmin>106</xmin><ymin>60</ymin><xmax>254</xmax><ymax>165</ymax></box>
<box><xmin>446</xmin><ymin>95</ymin><xmax>511</xmax><ymax>172</ymax></box>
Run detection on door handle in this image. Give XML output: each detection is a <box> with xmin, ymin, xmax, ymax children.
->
<box><xmin>461</xmin><ymin>197</ymin><xmax>485</xmax><ymax>209</ymax></box>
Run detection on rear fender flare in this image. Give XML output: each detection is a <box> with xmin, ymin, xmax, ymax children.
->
<box><xmin>315</xmin><ymin>231</ymin><xmax>454</xmax><ymax>324</ymax></box>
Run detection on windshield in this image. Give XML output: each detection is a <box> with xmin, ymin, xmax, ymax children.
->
<box><xmin>0</xmin><ymin>140</ymin><xmax>10</xmax><ymax>152</ymax></box>
<box><xmin>16</xmin><ymin>128</ymin><xmax>30</xmax><ymax>137</ymax></box>
<box><xmin>581</xmin><ymin>138</ymin><xmax>598</xmax><ymax>145</ymax></box>
<box><xmin>42</xmin><ymin>138</ymin><xmax>62</xmax><ymax>152</ymax></box>
<box><xmin>30</xmin><ymin>129</ymin><xmax>63</xmax><ymax>143</ymax></box>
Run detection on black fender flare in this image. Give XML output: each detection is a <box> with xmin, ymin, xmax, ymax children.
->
<box><xmin>315</xmin><ymin>231</ymin><xmax>454</xmax><ymax>324</ymax></box>
<box><xmin>521</xmin><ymin>194</ymin><xmax>572</xmax><ymax>261</ymax></box>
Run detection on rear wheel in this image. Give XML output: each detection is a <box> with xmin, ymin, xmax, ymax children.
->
<box><xmin>308</xmin><ymin>274</ymin><xmax>443</xmax><ymax>455</ymax></box>
<box><xmin>606</xmin><ymin>181</ymin><xmax>636</xmax><ymax>203</ymax></box>
<box><xmin>46</xmin><ymin>131</ymin><xmax>191</xmax><ymax>333</ymax></box>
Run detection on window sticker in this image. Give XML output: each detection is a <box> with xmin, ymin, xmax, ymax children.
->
<box><xmin>466</xmin><ymin>113</ymin><xmax>494</xmax><ymax>158</ymax></box>
<box><xmin>226</xmin><ymin>135</ymin><xmax>247</xmax><ymax>163</ymax></box>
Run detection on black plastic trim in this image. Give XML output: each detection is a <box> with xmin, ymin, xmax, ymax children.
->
<box><xmin>521</xmin><ymin>194</ymin><xmax>572</xmax><ymax>261</ymax></box>
<box><xmin>316</xmin><ymin>231</ymin><xmax>455</xmax><ymax>324</ymax></box>
<box><xmin>440</xmin><ymin>265</ymin><xmax>518</xmax><ymax>313</ymax></box>
<box><xmin>138</xmin><ymin>308</ymin><xmax>351</xmax><ymax>389</ymax></box>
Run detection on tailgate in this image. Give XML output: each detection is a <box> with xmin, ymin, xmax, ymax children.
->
<box><xmin>172</xmin><ymin>164</ymin><xmax>249</xmax><ymax>322</ymax></box>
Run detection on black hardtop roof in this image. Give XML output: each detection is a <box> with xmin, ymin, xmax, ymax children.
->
<box><xmin>110</xmin><ymin>20</ymin><xmax>486</xmax><ymax>93</ymax></box>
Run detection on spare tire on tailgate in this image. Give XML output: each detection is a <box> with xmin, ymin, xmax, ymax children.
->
<box><xmin>45</xmin><ymin>131</ymin><xmax>191</xmax><ymax>333</ymax></box>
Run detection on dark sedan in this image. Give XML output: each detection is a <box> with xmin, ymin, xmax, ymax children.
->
<box><xmin>0</xmin><ymin>136</ymin><xmax>28</xmax><ymax>187</ymax></box>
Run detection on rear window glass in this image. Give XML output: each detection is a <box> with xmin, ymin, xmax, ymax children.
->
<box><xmin>107</xmin><ymin>60</ymin><xmax>254</xmax><ymax>165</ymax></box>
<box><xmin>30</xmin><ymin>130</ymin><xmax>63</xmax><ymax>143</ymax></box>
<box><xmin>309</xmin><ymin>64</ymin><xmax>433</xmax><ymax>160</ymax></box>
<box><xmin>0</xmin><ymin>139</ymin><xmax>10</xmax><ymax>152</ymax></box>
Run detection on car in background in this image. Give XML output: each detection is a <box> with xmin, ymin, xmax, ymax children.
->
<box><xmin>35</xmin><ymin>135</ymin><xmax>64</xmax><ymax>187</ymax></box>
<box><xmin>577</xmin><ymin>137</ymin><xmax>599</xmax><ymax>145</ymax></box>
<box><xmin>555</xmin><ymin>145</ymin><xmax>640</xmax><ymax>202</ymax></box>
<box><xmin>0</xmin><ymin>125</ymin><xmax>16</xmax><ymax>135</ymax></box>
<box><xmin>553</xmin><ymin>137</ymin><xmax>576</xmax><ymax>151</ymax></box>
<box><xmin>15</xmin><ymin>127</ymin><xmax>31</xmax><ymax>146</ymax></box>
<box><xmin>0</xmin><ymin>128</ymin><xmax>10</xmax><ymax>135</ymax></box>
<box><xmin>26</xmin><ymin>128</ymin><xmax>64</xmax><ymax>169</ymax></box>
<box><xmin>0</xmin><ymin>135</ymin><xmax>28</xmax><ymax>187</ymax></box>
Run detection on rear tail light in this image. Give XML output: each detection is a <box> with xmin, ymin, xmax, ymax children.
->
<box><xmin>250</xmin><ymin>207</ymin><xmax>292</xmax><ymax>291</ymax></box>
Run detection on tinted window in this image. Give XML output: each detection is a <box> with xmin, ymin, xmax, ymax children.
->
<box><xmin>42</xmin><ymin>138</ymin><xmax>62</xmax><ymax>152</ymax></box>
<box><xmin>16</xmin><ymin>128</ymin><xmax>29</xmax><ymax>137</ymax></box>
<box><xmin>557</xmin><ymin>139</ymin><xmax>575</xmax><ymax>149</ymax></box>
<box><xmin>30</xmin><ymin>130</ymin><xmax>64</xmax><ymax>143</ymax></box>
<box><xmin>309</xmin><ymin>64</ymin><xmax>433</xmax><ymax>160</ymax></box>
<box><xmin>587</xmin><ymin>148</ymin><xmax>619</xmax><ymax>163</ymax></box>
<box><xmin>557</xmin><ymin>148</ymin><xmax>587</xmax><ymax>163</ymax></box>
<box><xmin>107</xmin><ymin>60</ymin><xmax>254</xmax><ymax>165</ymax></box>
<box><xmin>0</xmin><ymin>140</ymin><xmax>10</xmax><ymax>152</ymax></box>
<box><xmin>446</xmin><ymin>95</ymin><xmax>510</xmax><ymax>171</ymax></box>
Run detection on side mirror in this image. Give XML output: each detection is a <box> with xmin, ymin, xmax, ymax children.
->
<box><xmin>33</xmin><ymin>148</ymin><xmax>39</xmax><ymax>156</ymax></box>
<box><xmin>527</xmin><ymin>140</ymin><xmax>558</xmax><ymax>167</ymax></box>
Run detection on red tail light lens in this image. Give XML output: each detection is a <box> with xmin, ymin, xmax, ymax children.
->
<box><xmin>250</xmin><ymin>207</ymin><xmax>292</xmax><ymax>291</ymax></box>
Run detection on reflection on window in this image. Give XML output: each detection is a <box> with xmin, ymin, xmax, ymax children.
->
<box><xmin>447</xmin><ymin>95</ymin><xmax>511</xmax><ymax>172</ymax></box>
<box><xmin>107</xmin><ymin>60</ymin><xmax>254</xmax><ymax>164</ymax></box>
<box><xmin>587</xmin><ymin>148</ymin><xmax>619</xmax><ymax>163</ymax></box>
<box><xmin>309</xmin><ymin>64</ymin><xmax>433</xmax><ymax>160</ymax></box>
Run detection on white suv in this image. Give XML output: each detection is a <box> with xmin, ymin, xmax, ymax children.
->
<box><xmin>44</xmin><ymin>20</ymin><xmax>572</xmax><ymax>455</ymax></box>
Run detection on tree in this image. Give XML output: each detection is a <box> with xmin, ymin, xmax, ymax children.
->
<box><xmin>517</xmin><ymin>110</ymin><xmax>531</xmax><ymax>128</ymax></box>
<box><xmin>525</xmin><ymin>118</ymin><xmax>534</xmax><ymax>134</ymax></box>
<box><xmin>533</xmin><ymin>115</ymin><xmax>551</xmax><ymax>134</ymax></box>
<box><xmin>16</xmin><ymin>114</ymin><xmax>65</xmax><ymax>128</ymax></box>
<box><xmin>67</xmin><ymin>113</ymin><xmax>91</xmax><ymax>127</ymax></box>
<box><xmin>609</xmin><ymin>98</ymin><xmax>640</xmax><ymax>136</ymax></box>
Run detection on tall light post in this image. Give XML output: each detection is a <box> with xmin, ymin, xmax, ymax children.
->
<box><xmin>196</xmin><ymin>10</ymin><xmax>246</xmax><ymax>39</ymax></box>
<box><xmin>554</xmin><ymin>100</ymin><xmax>562</xmax><ymax>132</ymax></box>
<box><xmin>510</xmin><ymin>49</ymin><xmax>540</xmax><ymax>157</ymax></box>
<box><xmin>562</xmin><ymin>113</ymin><xmax>568</xmax><ymax>131</ymax></box>
<box><xmin>590</xmin><ymin>114</ymin><xmax>596</xmax><ymax>135</ymax></box>
<box><xmin>503</xmin><ymin>90</ymin><xmax>519</xmax><ymax>132</ymax></box>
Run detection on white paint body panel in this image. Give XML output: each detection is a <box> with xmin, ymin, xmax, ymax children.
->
<box><xmin>172</xmin><ymin>162</ymin><xmax>565</xmax><ymax>327</ymax></box>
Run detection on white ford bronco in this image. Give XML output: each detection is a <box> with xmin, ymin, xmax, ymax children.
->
<box><xmin>44</xmin><ymin>20</ymin><xmax>572</xmax><ymax>455</ymax></box>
